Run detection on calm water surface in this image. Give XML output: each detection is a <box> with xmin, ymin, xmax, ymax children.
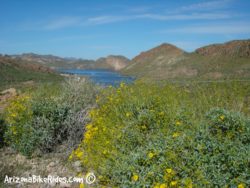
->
<box><xmin>59</xmin><ymin>69</ymin><xmax>134</xmax><ymax>86</ymax></box>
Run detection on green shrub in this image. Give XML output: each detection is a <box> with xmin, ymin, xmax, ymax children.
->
<box><xmin>205</xmin><ymin>108</ymin><xmax>249</xmax><ymax>142</ymax></box>
<box><xmin>3</xmin><ymin>79</ymin><xmax>97</xmax><ymax>156</ymax></box>
<box><xmin>194</xmin><ymin>108</ymin><xmax>250</xmax><ymax>187</ymax></box>
<box><xmin>72</xmin><ymin>82</ymin><xmax>249</xmax><ymax>187</ymax></box>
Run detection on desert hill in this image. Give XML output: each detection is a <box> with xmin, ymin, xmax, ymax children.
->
<box><xmin>122</xmin><ymin>40</ymin><xmax>250</xmax><ymax>80</ymax></box>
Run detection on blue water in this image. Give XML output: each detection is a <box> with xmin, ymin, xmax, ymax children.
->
<box><xmin>59</xmin><ymin>69</ymin><xmax>134</xmax><ymax>86</ymax></box>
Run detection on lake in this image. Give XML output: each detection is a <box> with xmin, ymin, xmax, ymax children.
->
<box><xmin>59</xmin><ymin>69</ymin><xmax>135</xmax><ymax>86</ymax></box>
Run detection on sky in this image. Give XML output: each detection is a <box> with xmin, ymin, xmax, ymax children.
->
<box><xmin>0</xmin><ymin>0</ymin><xmax>250</xmax><ymax>59</ymax></box>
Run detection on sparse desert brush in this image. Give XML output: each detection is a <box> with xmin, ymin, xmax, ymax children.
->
<box><xmin>3</xmin><ymin>79</ymin><xmax>98</xmax><ymax>156</ymax></box>
<box><xmin>72</xmin><ymin>81</ymin><xmax>249</xmax><ymax>187</ymax></box>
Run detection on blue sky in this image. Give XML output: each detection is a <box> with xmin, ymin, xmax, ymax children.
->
<box><xmin>0</xmin><ymin>0</ymin><xmax>250</xmax><ymax>59</ymax></box>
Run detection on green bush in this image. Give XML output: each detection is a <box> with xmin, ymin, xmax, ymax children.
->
<box><xmin>205</xmin><ymin>108</ymin><xmax>249</xmax><ymax>141</ymax></box>
<box><xmin>195</xmin><ymin>108</ymin><xmax>250</xmax><ymax>187</ymax></box>
<box><xmin>3</xmin><ymin>79</ymin><xmax>97</xmax><ymax>156</ymax></box>
<box><xmin>72</xmin><ymin>82</ymin><xmax>249</xmax><ymax>187</ymax></box>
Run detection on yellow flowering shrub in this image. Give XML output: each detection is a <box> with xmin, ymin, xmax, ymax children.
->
<box><xmin>3</xmin><ymin>80</ymin><xmax>97</xmax><ymax>156</ymax></box>
<box><xmin>4</xmin><ymin>95</ymin><xmax>32</xmax><ymax>148</ymax></box>
<box><xmin>71</xmin><ymin>82</ymin><xmax>249</xmax><ymax>187</ymax></box>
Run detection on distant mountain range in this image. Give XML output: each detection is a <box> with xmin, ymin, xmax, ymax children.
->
<box><xmin>122</xmin><ymin>39</ymin><xmax>250</xmax><ymax>80</ymax></box>
<box><xmin>1</xmin><ymin>39</ymin><xmax>250</xmax><ymax>83</ymax></box>
<box><xmin>10</xmin><ymin>53</ymin><xmax>130</xmax><ymax>71</ymax></box>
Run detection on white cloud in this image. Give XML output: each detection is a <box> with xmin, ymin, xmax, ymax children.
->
<box><xmin>84</xmin><ymin>12</ymin><xmax>231</xmax><ymax>25</ymax></box>
<box><xmin>178</xmin><ymin>0</ymin><xmax>232</xmax><ymax>12</ymax></box>
<box><xmin>161</xmin><ymin>22</ymin><xmax>250</xmax><ymax>34</ymax></box>
<box><xmin>20</xmin><ymin>8</ymin><xmax>233</xmax><ymax>30</ymax></box>
<box><xmin>136</xmin><ymin>12</ymin><xmax>231</xmax><ymax>20</ymax></box>
<box><xmin>85</xmin><ymin>15</ymin><xmax>131</xmax><ymax>25</ymax></box>
<box><xmin>43</xmin><ymin>16</ymin><xmax>82</xmax><ymax>30</ymax></box>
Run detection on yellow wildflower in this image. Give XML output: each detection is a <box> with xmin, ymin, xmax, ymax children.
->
<box><xmin>74</xmin><ymin>148</ymin><xmax>83</xmax><ymax>158</ymax></box>
<box><xmin>147</xmin><ymin>152</ymin><xmax>154</xmax><ymax>159</ymax></box>
<box><xmin>170</xmin><ymin>181</ymin><xmax>177</xmax><ymax>187</ymax></box>
<box><xmin>238</xmin><ymin>183</ymin><xmax>245</xmax><ymax>188</ymax></box>
<box><xmin>172</xmin><ymin>132</ymin><xmax>180</xmax><ymax>138</ymax></box>
<box><xmin>68</xmin><ymin>154</ymin><xmax>73</xmax><ymax>160</ymax></box>
<box><xmin>175</xmin><ymin>121</ymin><xmax>181</xmax><ymax>126</ymax></box>
<box><xmin>132</xmin><ymin>174</ymin><xmax>139</xmax><ymax>181</ymax></box>
<box><xmin>86</xmin><ymin>124</ymin><xmax>93</xmax><ymax>130</ymax></box>
<box><xmin>166</xmin><ymin>168</ymin><xmax>173</xmax><ymax>174</ymax></box>
<box><xmin>126</xmin><ymin>112</ymin><xmax>131</xmax><ymax>117</ymax></box>
<box><xmin>79</xmin><ymin>183</ymin><xmax>84</xmax><ymax>188</ymax></box>
<box><xmin>219</xmin><ymin>115</ymin><xmax>225</xmax><ymax>120</ymax></box>
<box><xmin>160</xmin><ymin>183</ymin><xmax>167</xmax><ymax>188</ymax></box>
<box><xmin>76</xmin><ymin>151</ymin><xmax>83</xmax><ymax>158</ymax></box>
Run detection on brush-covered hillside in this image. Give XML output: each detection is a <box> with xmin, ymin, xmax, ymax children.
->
<box><xmin>0</xmin><ymin>55</ymin><xmax>62</xmax><ymax>90</ymax></box>
<box><xmin>122</xmin><ymin>40</ymin><xmax>250</xmax><ymax>80</ymax></box>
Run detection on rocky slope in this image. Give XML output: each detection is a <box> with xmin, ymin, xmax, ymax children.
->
<box><xmin>122</xmin><ymin>39</ymin><xmax>250</xmax><ymax>80</ymax></box>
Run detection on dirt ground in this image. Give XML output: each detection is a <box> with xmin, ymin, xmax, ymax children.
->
<box><xmin>0</xmin><ymin>145</ymin><xmax>83</xmax><ymax>188</ymax></box>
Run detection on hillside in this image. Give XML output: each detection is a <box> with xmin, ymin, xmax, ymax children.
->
<box><xmin>0</xmin><ymin>55</ymin><xmax>62</xmax><ymax>90</ymax></box>
<box><xmin>12</xmin><ymin>53</ymin><xmax>130</xmax><ymax>71</ymax></box>
<box><xmin>195</xmin><ymin>40</ymin><xmax>250</xmax><ymax>57</ymax></box>
<box><xmin>122</xmin><ymin>40</ymin><xmax>250</xmax><ymax>80</ymax></box>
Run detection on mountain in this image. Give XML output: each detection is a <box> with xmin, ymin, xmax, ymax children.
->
<box><xmin>122</xmin><ymin>40</ymin><xmax>250</xmax><ymax>80</ymax></box>
<box><xmin>122</xmin><ymin>43</ymin><xmax>186</xmax><ymax>77</ymax></box>
<box><xmin>11</xmin><ymin>53</ymin><xmax>130</xmax><ymax>71</ymax></box>
<box><xmin>0</xmin><ymin>55</ymin><xmax>62</xmax><ymax>90</ymax></box>
<box><xmin>133</xmin><ymin>43</ymin><xmax>185</xmax><ymax>62</ymax></box>
<box><xmin>195</xmin><ymin>40</ymin><xmax>250</xmax><ymax>57</ymax></box>
<box><xmin>96</xmin><ymin>55</ymin><xmax>130</xmax><ymax>71</ymax></box>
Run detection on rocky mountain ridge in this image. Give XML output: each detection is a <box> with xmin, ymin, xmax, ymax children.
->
<box><xmin>122</xmin><ymin>39</ymin><xmax>250</xmax><ymax>80</ymax></box>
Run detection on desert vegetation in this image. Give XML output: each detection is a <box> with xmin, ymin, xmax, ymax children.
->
<box><xmin>1</xmin><ymin>78</ymin><xmax>250</xmax><ymax>187</ymax></box>
<box><xmin>1</xmin><ymin>79</ymin><xmax>97</xmax><ymax>156</ymax></box>
<box><xmin>0</xmin><ymin>41</ymin><xmax>249</xmax><ymax>188</ymax></box>
<box><xmin>67</xmin><ymin>81</ymin><xmax>249</xmax><ymax>187</ymax></box>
